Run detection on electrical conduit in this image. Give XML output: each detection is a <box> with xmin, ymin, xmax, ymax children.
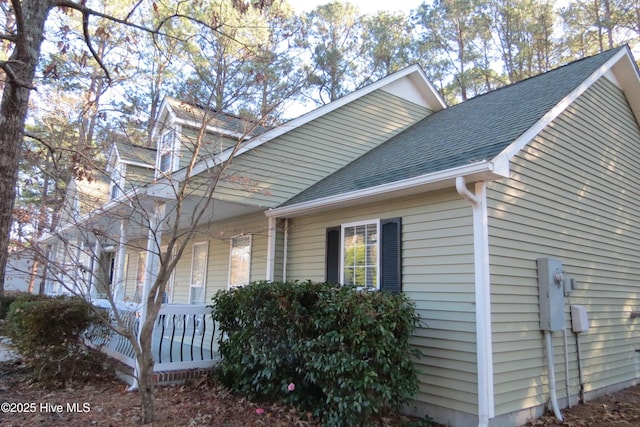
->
<box><xmin>544</xmin><ymin>330</ymin><xmax>563</xmax><ymax>421</ymax></box>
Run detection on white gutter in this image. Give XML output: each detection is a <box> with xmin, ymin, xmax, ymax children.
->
<box><xmin>266</xmin><ymin>160</ymin><xmax>509</xmax><ymax>219</ymax></box>
<box><xmin>456</xmin><ymin>176</ymin><xmax>495</xmax><ymax>427</ymax></box>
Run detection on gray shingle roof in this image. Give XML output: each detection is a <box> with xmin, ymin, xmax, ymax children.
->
<box><xmin>115</xmin><ymin>140</ymin><xmax>157</xmax><ymax>166</ymax></box>
<box><xmin>281</xmin><ymin>47</ymin><xmax>623</xmax><ymax>207</ymax></box>
<box><xmin>166</xmin><ymin>97</ymin><xmax>273</xmax><ymax>138</ymax></box>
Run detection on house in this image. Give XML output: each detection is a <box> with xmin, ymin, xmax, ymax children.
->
<box><xmin>5</xmin><ymin>248</ymin><xmax>37</xmax><ymax>293</ymax></box>
<box><xmin>41</xmin><ymin>46</ymin><xmax>640</xmax><ymax>427</ymax></box>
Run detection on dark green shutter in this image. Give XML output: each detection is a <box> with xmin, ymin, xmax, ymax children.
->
<box><xmin>380</xmin><ymin>217</ymin><xmax>402</xmax><ymax>293</ymax></box>
<box><xmin>325</xmin><ymin>226</ymin><xmax>340</xmax><ymax>283</ymax></box>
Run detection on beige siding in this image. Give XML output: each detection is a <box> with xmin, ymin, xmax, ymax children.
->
<box><xmin>211</xmin><ymin>91</ymin><xmax>431</xmax><ymax>207</ymax></box>
<box><xmin>285</xmin><ymin>190</ymin><xmax>479</xmax><ymax>415</ymax></box>
<box><xmin>488</xmin><ymin>77</ymin><xmax>640</xmax><ymax>417</ymax></box>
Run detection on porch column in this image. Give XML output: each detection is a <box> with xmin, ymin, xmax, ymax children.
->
<box><xmin>140</xmin><ymin>201</ymin><xmax>166</xmax><ymax>321</ymax></box>
<box><xmin>114</xmin><ymin>219</ymin><xmax>127</xmax><ymax>302</ymax></box>
<box><xmin>132</xmin><ymin>201</ymin><xmax>165</xmax><ymax>390</ymax></box>
<box><xmin>266</xmin><ymin>216</ymin><xmax>276</xmax><ymax>281</ymax></box>
<box><xmin>90</xmin><ymin>240</ymin><xmax>102</xmax><ymax>300</ymax></box>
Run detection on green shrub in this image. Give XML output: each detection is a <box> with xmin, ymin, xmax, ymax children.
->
<box><xmin>5</xmin><ymin>295</ymin><xmax>102</xmax><ymax>385</ymax></box>
<box><xmin>211</xmin><ymin>281</ymin><xmax>421</xmax><ymax>426</ymax></box>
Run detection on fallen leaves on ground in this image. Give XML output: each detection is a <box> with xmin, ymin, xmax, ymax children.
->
<box><xmin>523</xmin><ymin>384</ymin><xmax>640</xmax><ymax>427</ymax></box>
<box><xmin>0</xmin><ymin>360</ymin><xmax>430</xmax><ymax>426</ymax></box>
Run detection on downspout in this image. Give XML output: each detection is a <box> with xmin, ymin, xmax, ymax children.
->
<box><xmin>266</xmin><ymin>216</ymin><xmax>277</xmax><ymax>281</ymax></box>
<box><xmin>282</xmin><ymin>218</ymin><xmax>288</xmax><ymax>282</ymax></box>
<box><xmin>456</xmin><ymin>176</ymin><xmax>495</xmax><ymax>427</ymax></box>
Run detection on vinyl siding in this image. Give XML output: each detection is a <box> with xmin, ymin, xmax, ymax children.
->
<box><xmin>124</xmin><ymin>164</ymin><xmax>154</xmax><ymax>191</ymax></box>
<box><xmin>164</xmin><ymin>213</ymin><xmax>270</xmax><ymax>304</ymax></box>
<box><xmin>178</xmin><ymin>127</ymin><xmax>238</xmax><ymax>170</ymax></box>
<box><xmin>488</xmin><ymin>76</ymin><xmax>640</xmax><ymax>418</ymax></box>
<box><xmin>210</xmin><ymin>91</ymin><xmax>430</xmax><ymax>207</ymax></box>
<box><xmin>284</xmin><ymin>190</ymin><xmax>479</xmax><ymax>416</ymax></box>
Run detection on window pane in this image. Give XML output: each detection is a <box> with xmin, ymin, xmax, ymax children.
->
<box><xmin>191</xmin><ymin>244</ymin><xmax>207</xmax><ymax>286</ymax></box>
<box><xmin>190</xmin><ymin>243</ymin><xmax>208</xmax><ymax>304</ymax></box>
<box><xmin>229</xmin><ymin>235</ymin><xmax>251</xmax><ymax>287</ymax></box>
<box><xmin>342</xmin><ymin>222</ymin><xmax>378</xmax><ymax>288</ymax></box>
<box><xmin>160</xmin><ymin>152</ymin><xmax>171</xmax><ymax>172</ymax></box>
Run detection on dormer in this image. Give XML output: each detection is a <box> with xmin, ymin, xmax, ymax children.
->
<box><xmin>152</xmin><ymin>97</ymin><xmax>273</xmax><ymax>178</ymax></box>
<box><xmin>106</xmin><ymin>139</ymin><xmax>156</xmax><ymax>199</ymax></box>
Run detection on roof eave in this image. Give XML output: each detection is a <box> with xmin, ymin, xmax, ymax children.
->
<box><xmin>265</xmin><ymin>160</ymin><xmax>509</xmax><ymax>219</ymax></box>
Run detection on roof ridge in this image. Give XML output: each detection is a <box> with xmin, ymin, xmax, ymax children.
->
<box><xmin>464</xmin><ymin>46</ymin><xmax>625</xmax><ymax>104</ymax></box>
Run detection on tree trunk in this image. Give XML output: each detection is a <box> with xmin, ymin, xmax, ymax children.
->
<box><xmin>0</xmin><ymin>0</ymin><xmax>52</xmax><ymax>297</ymax></box>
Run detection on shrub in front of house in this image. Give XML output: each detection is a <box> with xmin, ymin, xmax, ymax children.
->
<box><xmin>211</xmin><ymin>280</ymin><xmax>421</xmax><ymax>426</ymax></box>
<box><xmin>0</xmin><ymin>292</ymin><xmax>24</xmax><ymax>320</ymax></box>
<box><xmin>5</xmin><ymin>294</ymin><xmax>104</xmax><ymax>385</ymax></box>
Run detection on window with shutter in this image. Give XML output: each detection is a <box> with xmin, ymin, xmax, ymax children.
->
<box><xmin>325</xmin><ymin>217</ymin><xmax>402</xmax><ymax>293</ymax></box>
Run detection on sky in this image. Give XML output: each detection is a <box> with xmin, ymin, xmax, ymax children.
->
<box><xmin>287</xmin><ymin>0</ymin><xmax>424</xmax><ymax>14</ymax></box>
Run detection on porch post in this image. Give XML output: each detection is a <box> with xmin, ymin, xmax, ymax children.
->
<box><xmin>114</xmin><ymin>219</ymin><xmax>127</xmax><ymax>302</ymax></box>
<box><xmin>132</xmin><ymin>201</ymin><xmax>165</xmax><ymax>390</ymax></box>
<box><xmin>140</xmin><ymin>201</ymin><xmax>165</xmax><ymax>324</ymax></box>
<box><xmin>90</xmin><ymin>240</ymin><xmax>102</xmax><ymax>300</ymax></box>
<box><xmin>266</xmin><ymin>216</ymin><xmax>276</xmax><ymax>281</ymax></box>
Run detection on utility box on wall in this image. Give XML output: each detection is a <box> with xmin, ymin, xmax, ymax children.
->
<box><xmin>537</xmin><ymin>258</ymin><xmax>566</xmax><ymax>331</ymax></box>
<box><xmin>571</xmin><ymin>305</ymin><xmax>590</xmax><ymax>333</ymax></box>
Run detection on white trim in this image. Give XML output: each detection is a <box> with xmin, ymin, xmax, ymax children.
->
<box><xmin>151</xmin><ymin>98</ymin><xmax>178</xmax><ymax>142</ymax></box>
<box><xmin>340</xmin><ymin>219</ymin><xmax>381</xmax><ymax>290</ymax></box>
<box><xmin>266</xmin><ymin>161</ymin><xmax>508</xmax><ymax>218</ymax></box>
<box><xmin>456</xmin><ymin>178</ymin><xmax>495</xmax><ymax>425</ymax></box>
<box><xmin>189</xmin><ymin>241</ymin><xmax>209</xmax><ymax>305</ymax></box>
<box><xmin>493</xmin><ymin>47</ymin><xmax>629</xmax><ymax>166</ymax></box>
<box><xmin>179</xmin><ymin>118</ymin><xmax>251</xmax><ymax>140</ymax></box>
<box><xmin>266</xmin><ymin>216</ymin><xmax>277</xmax><ymax>282</ymax></box>
<box><xmin>160</xmin><ymin>245</ymin><xmax>176</xmax><ymax>304</ymax></box>
<box><xmin>121</xmin><ymin>160</ymin><xmax>155</xmax><ymax>169</ymax></box>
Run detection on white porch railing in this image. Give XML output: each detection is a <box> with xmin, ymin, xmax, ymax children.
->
<box><xmin>85</xmin><ymin>302</ymin><xmax>219</xmax><ymax>372</ymax></box>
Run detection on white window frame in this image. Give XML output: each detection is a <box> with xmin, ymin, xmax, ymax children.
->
<box><xmin>157</xmin><ymin>128</ymin><xmax>180</xmax><ymax>175</ymax></box>
<box><xmin>189</xmin><ymin>241</ymin><xmax>209</xmax><ymax>305</ymax></box>
<box><xmin>228</xmin><ymin>234</ymin><xmax>252</xmax><ymax>288</ymax></box>
<box><xmin>110</xmin><ymin>163</ymin><xmax>125</xmax><ymax>200</ymax></box>
<box><xmin>340</xmin><ymin>219</ymin><xmax>381</xmax><ymax>290</ymax></box>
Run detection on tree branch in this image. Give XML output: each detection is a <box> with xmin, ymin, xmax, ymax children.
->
<box><xmin>0</xmin><ymin>60</ymin><xmax>34</xmax><ymax>89</ymax></box>
<box><xmin>9</xmin><ymin>0</ymin><xmax>24</xmax><ymax>45</ymax></box>
<box><xmin>81</xmin><ymin>9</ymin><xmax>111</xmax><ymax>83</ymax></box>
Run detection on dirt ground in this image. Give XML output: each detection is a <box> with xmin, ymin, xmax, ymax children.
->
<box><xmin>0</xmin><ymin>359</ymin><xmax>432</xmax><ymax>427</ymax></box>
<box><xmin>1</xmin><ymin>356</ymin><xmax>639</xmax><ymax>427</ymax></box>
<box><xmin>522</xmin><ymin>384</ymin><xmax>640</xmax><ymax>427</ymax></box>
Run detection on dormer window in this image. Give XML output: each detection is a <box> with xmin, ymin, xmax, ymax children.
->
<box><xmin>159</xmin><ymin>129</ymin><xmax>178</xmax><ymax>174</ymax></box>
<box><xmin>110</xmin><ymin>163</ymin><xmax>125</xmax><ymax>200</ymax></box>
